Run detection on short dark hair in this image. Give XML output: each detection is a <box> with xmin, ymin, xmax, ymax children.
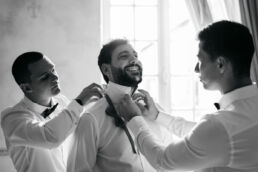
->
<box><xmin>12</xmin><ymin>51</ymin><xmax>44</xmax><ymax>85</ymax></box>
<box><xmin>198</xmin><ymin>20</ymin><xmax>254</xmax><ymax>77</ymax></box>
<box><xmin>98</xmin><ymin>39</ymin><xmax>129</xmax><ymax>83</ymax></box>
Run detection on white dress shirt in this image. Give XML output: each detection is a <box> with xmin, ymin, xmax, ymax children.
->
<box><xmin>1</xmin><ymin>94</ymin><xmax>83</xmax><ymax>172</ymax></box>
<box><xmin>67</xmin><ymin>82</ymin><xmax>165</xmax><ymax>172</ymax></box>
<box><xmin>128</xmin><ymin>84</ymin><xmax>258</xmax><ymax>172</ymax></box>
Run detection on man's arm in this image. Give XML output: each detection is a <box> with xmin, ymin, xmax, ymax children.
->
<box><xmin>121</xmin><ymin>90</ymin><xmax>196</xmax><ymax>137</ymax></box>
<box><xmin>67</xmin><ymin>113</ymin><xmax>99</xmax><ymax>172</ymax></box>
<box><xmin>1</xmin><ymin>100</ymin><xmax>82</xmax><ymax>148</ymax></box>
<box><xmin>127</xmin><ymin>116</ymin><xmax>230</xmax><ymax>171</ymax></box>
<box><xmin>156</xmin><ymin>111</ymin><xmax>196</xmax><ymax>137</ymax></box>
<box><xmin>1</xmin><ymin>83</ymin><xmax>103</xmax><ymax>149</ymax></box>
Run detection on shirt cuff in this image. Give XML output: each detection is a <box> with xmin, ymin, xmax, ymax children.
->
<box><xmin>127</xmin><ymin>116</ymin><xmax>149</xmax><ymax>137</ymax></box>
<box><xmin>67</xmin><ymin>100</ymin><xmax>84</xmax><ymax>118</ymax></box>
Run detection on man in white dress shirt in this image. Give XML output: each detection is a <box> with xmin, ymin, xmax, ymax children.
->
<box><xmin>67</xmin><ymin>39</ymin><xmax>162</xmax><ymax>172</ymax></box>
<box><xmin>1</xmin><ymin>51</ymin><xmax>103</xmax><ymax>172</ymax></box>
<box><xmin>116</xmin><ymin>20</ymin><xmax>258</xmax><ymax>172</ymax></box>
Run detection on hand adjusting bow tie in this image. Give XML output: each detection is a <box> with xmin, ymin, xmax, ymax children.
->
<box><xmin>42</xmin><ymin>103</ymin><xmax>59</xmax><ymax>118</ymax></box>
<box><xmin>105</xmin><ymin>94</ymin><xmax>137</xmax><ymax>154</ymax></box>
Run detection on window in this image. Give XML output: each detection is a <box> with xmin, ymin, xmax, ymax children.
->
<box><xmin>102</xmin><ymin>0</ymin><xmax>224</xmax><ymax>121</ymax></box>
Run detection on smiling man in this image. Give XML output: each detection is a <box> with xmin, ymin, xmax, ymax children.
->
<box><xmin>67</xmin><ymin>39</ymin><xmax>159</xmax><ymax>172</ymax></box>
<box><xmin>1</xmin><ymin>51</ymin><xmax>103</xmax><ymax>172</ymax></box>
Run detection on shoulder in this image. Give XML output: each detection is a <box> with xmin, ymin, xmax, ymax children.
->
<box><xmin>1</xmin><ymin>100</ymin><xmax>33</xmax><ymax>121</ymax></box>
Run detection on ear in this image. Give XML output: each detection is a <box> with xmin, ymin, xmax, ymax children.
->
<box><xmin>216</xmin><ymin>56</ymin><xmax>227</xmax><ymax>74</ymax></box>
<box><xmin>101</xmin><ymin>64</ymin><xmax>111</xmax><ymax>79</ymax></box>
<box><xmin>20</xmin><ymin>83</ymin><xmax>33</xmax><ymax>93</ymax></box>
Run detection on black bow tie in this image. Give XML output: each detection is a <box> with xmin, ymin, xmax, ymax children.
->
<box><xmin>42</xmin><ymin>103</ymin><xmax>59</xmax><ymax>118</ymax></box>
<box><xmin>105</xmin><ymin>94</ymin><xmax>137</xmax><ymax>154</ymax></box>
<box><xmin>214</xmin><ymin>103</ymin><xmax>220</xmax><ymax>110</ymax></box>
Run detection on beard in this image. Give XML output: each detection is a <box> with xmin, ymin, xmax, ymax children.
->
<box><xmin>110</xmin><ymin>64</ymin><xmax>142</xmax><ymax>87</ymax></box>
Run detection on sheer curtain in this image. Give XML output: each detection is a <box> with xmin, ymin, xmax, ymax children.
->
<box><xmin>185</xmin><ymin>0</ymin><xmax>241</xmax><ymax>32</ymax></box>
<box><xmin>184</xmin><ymin>0</ymin><xmax>213</xmax><ymax>31</ymax></box>
<box><xmin>239</xmin><ymin>0</ymin><xmax>258</xmax><ymax>84</ymax></box>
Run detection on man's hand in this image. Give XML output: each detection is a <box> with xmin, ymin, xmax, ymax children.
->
<box><xmin>116</xmin><ymin>94</ymin><xmax>142</xmax><ymax>121</ymax></box>
<box><xmin>132</xmin><ymin>89</ymin><xmax>159</xmax><ymax>120</ymax></box>
<box><xmin>75</xmin><ymin>83</ymin><xmax>104</xmax><ymax>106</ymax></box>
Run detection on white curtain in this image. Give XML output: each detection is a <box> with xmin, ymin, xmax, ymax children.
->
<box><xmin>185</xmin><ymin>0</ymin><xmax>241</xmax><ymax>31</ymax></box>
<box><xmin>239</xmin><ymin>0</ymin><xmax>258</xmax><ymax>84</ymax></box>
<box><xmin>185</xmin><ymin>0</ymin><xmax>213</xmax><ymax>31</ymax></box>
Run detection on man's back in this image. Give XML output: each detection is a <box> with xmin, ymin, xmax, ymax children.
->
<box><xmin>208</xmin><ymin>85</ymin><xmax>258</xmax><ymax>171</ymax></box>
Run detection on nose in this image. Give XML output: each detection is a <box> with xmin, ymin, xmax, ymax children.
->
<box><xmin>50</xmin><ymin>71</ymin><xmax>59</xmax><ymax>81</ymax></box>
<box><xmin>129</xmin><ymin>55</ymin><xmax>139</xmax><ymax>64</ymax></box>
<box><xmin>194</xmin><ymin>62</ymin><xmax>200</xmax><ymax>73</ymax></box>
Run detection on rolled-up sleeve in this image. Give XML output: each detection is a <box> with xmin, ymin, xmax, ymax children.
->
<box><xmin>1</xmin><ymin>100</ymin><xmax>83</xmax><ymax>149</ymax></box>
<box><xmin>127</xmin><ymin>116</ymin><xmax>231</xmax><ymax>171</ymax></box>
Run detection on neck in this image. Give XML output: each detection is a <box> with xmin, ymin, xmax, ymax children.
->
<box><xmin>106</xmin><ymin>82</ymin><xmax>137</xmax><ymax>103</ymax></box>
<box><xmin>25</xmin><ymin>94</ymin><xmax>52</xmax><ymax>107</ymax></box>
<box><xmin>221</xmin><ymin>77</ymin><xmax>252</xmax><ymax>94</ymax></box>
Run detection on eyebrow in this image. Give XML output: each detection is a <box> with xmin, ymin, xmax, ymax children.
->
<box><xmin>34</xmin><ymin>64</ymin><xmax>55</xmax><ymax>78</ymax></box>
<box><xmin>118</xmin><ymin>50</ymin><xmax>138</xmax><ymax>56</ymax></box>
<box><xmin>118</xmin><ymin>51</ymin><xmax>130</xmax><ymax>56</ymax></box>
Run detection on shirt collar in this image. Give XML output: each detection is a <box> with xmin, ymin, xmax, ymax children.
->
<box><xmin>219</xmin><ymin>84</ymin><xmax>258</xmax><ymax>109</ymax></box>
<box><xmin>105</xmin><ymin>81</ymin><xmax>135</xmax><ymax>104</ymax></box>
<box><xmin>23</xmin><ymin>96</ymin><xmax>56</xmax><ymax>114</ymax></box>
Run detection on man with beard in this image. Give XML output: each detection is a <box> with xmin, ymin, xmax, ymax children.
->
<box><xmin>66</xmin><ymin>39</ymin><xmax>161</xmax><ymax>172</ymax></box>
<box><xmin>1</xmin><ymin>51</ymin><xmax>103</xmax><ymax>172</ymax></box>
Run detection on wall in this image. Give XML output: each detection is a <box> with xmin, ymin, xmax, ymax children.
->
<box><xmin>0</xmin><ymin>0</ymin><xmax>101</xmax><ymax>171</ymax></box>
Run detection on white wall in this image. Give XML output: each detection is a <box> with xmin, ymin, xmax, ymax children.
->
<box><xmin>0</xmin><ymin>0</ymin><xmax>102</xmax><ymax>171</ymax></box>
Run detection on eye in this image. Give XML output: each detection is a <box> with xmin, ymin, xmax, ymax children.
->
<box><xmin>119</xmin><ymin>54</ymin><xmax>129</xmax><ymax>59</ymax></box>
<box><xmin>40</xmin><ymin>74</ymin><xmax>49</xmax><ymax>81</ymax></box>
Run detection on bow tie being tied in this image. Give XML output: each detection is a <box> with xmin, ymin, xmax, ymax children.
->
<box><xmin>105</xmin><ymin>94</ymin><xmax>137</xmax><ymax>154</ymax></box>
<box><xmin>42</xmin><ymin>103</ymin><xmax>59</xmax><ymax>118</ymax></box>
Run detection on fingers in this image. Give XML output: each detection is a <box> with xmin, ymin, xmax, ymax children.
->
<box><xmin>85</xmin><ymin>83</ymin><xmax>104</xmax><ymax>98</ymax></box>
<box><xmin>116</xmin><ymin>94</ymin><xmax>142</xmax><ymax>121</ymax></box>
<box><xmin>132</xmin><ymin>92</ymin><xmax>145</xmax><ymax>102</ymax></box>
<box><xmin>138</xmin><ymin>89</ymin><xmax>154</xmax><ymax>106</ymax></box>
<box><xmin>76</xmin><ymin>83</ymin><xmax>105</xmax><ymax>105</ymax></box>
<box><xmin>137</xmin><ymin>89</ymin><xmax>150</xmax><ymax>98</ymax></box>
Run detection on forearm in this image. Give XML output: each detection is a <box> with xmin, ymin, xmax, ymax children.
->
<box><xmin>127</xmin><ymin>116</ymin><xmax>230</xmax><ymax>171</ymax></box>
<box><xmin>2</xmin><ymin>100</ymin><xmax>83</xmax><ymax>148</ymax></box>
<box><xmin>156</xmin><ymin>111</ymin><xmax>196</xmax><ymax>137</ymax></box>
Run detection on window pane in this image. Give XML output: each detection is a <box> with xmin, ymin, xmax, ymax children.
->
<box><xmin>169</xmin><ymin>0</ymin><xmax>197</xmax><ymax>75</ymax></box>
<box><xmin>110</xmin><ymin>0</ymin><xmax>133</xmax><ymax>5</ymax></box>
<box><xmin>169</xmin><ymin>0</ymin><xmax>190</xmax><ymax>28</ymax></box>
<box><xmin>135</xmin><ymin>41</ymin><xmax>158</xmax><ymax>75</ymax></box>
<box><xmin>135</xmin><ymin>7</ymin><xmax>157</xmax><ymax>40</ymax></box>
<box><xmin>171</xmin><ymin>76</ymin><xmax>193</xmax><ymax>108</ymax></box>
<box><xmin>135</xmin><ymin>0</ymin><xmax>157</xmax><ymax>6</ymax></box>
<box><xmin>139</xmin><ymin>76</ymin><xmax>158</xmax><ymax>102</ymax></box>
<box><xmin>110</xmin><ymin>7</ymin><xmax>134</xmax><ymax>39</ymax></box>
<box><xmin>169</xmin><ymin>19</ymin><xmax>198</xmax><ymax>75</ymax></box>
